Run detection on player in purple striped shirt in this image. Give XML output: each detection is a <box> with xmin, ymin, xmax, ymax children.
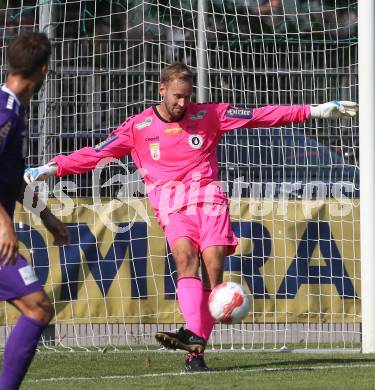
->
<box><xmin>0</xmin><ymin>33</ymin><xmax>70</xmax><ymax>390</ymax></box>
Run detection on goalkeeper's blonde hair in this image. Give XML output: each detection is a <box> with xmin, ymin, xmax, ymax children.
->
<box><xmin>161</xmin><ymin>62</ymin><xmax>193</xmax><ymax>84</ymax></box>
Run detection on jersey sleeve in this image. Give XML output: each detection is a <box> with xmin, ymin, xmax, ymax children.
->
<box><xmin>51</xmin><ymin>117</ymin><xmax>135</xmax><ymax>177</ymax></box>
<box><xmin>0</xmin><ymin>111</ymin><xmax>15</xmax><ymax>156</ymax></box>
<box><xmin>215</xmin><ymin>103</ymin><xmax>311</xmax><ymax>133</ymax></box>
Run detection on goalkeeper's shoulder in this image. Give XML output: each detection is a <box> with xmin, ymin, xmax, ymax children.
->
<box><xmin>189</xmin><ymin>101</ymin><xmax>239</xmax><ymax>117</ymax></box>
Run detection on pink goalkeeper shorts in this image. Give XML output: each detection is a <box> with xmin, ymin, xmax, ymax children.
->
<box><xmin>162</xmin><ymin>203</ymin><xmax>238</xmax><ymax>255</ymax></box>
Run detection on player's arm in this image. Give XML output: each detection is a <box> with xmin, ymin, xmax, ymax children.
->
<box><xmin>24</xmin><ymin>119</ymin><xmax>134</xmax><ymax>184</ymax></box>
<box><xmin>0</xmin><ymin>202</ymin><xmax>18</xmax><ymax>265</ymax></box>
<box><xmin>17</xmin><ymin>180</ymin><xmax>70</xmax><ymax>245</ymax></box>
<box><xmin>0</xmin><ymin>113</ymin><xmax>18</xmax><ymax>264</ymax></box>
<box><xmin>215</xmin><ymin>101</ymin><xmax>358</xmax><ymax>132</ymax></box>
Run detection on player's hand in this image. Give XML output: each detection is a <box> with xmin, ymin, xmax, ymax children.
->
<box><xmin>0</xmin><ymin>219</ymin><xmax>18</xmax><ymax>266</ymax></box>
<box><xmin>310</xmin><ymin>101</ymin><xmax>358</xmax><ymax>119</ymax></box>
<box><xmin>41</xmin><ymin>211</ymin><xmax>70</xmax><ymax>246</ymax></box>
<box><xmin>24</xmin><ymin>162</ymin><xmax>58</xmax><ymax>185</ymax></box>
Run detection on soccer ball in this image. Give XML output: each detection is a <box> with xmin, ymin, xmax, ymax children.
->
<box><xmin>208</xmin><ymin>282</ymin><xmax>250</xmax><ymax>323</ymax></box>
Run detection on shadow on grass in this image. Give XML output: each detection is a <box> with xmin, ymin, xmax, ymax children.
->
<box><xmin>209</xmin><ymin>356</ymin><xmax>375</xmax><ymax>372</ymax></box>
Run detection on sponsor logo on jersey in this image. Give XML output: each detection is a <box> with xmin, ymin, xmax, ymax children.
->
<box><xmin>6</xmin><ymin>95</ymin><xmax>14</xmax><ymax>110</ymax></box>
<box><xmin>225</xmin><ymin>106</ymin><xmax>253</xmax><ymax>119</ymax></box>
<box><xmin>0</xmin><ymin>121</ymin><xmax>12</xmax><ymax>144</ymax></box>
<box><xmin>150</xmin><ymin>143</ymin><xmax>160</xmax><ymax>160</ymax></box>
<box><xmin>145</xmin><ymin>136</ymin><xmax>159</xmax><ymax>142</ymax></box>
<box><xmin>94</xmin><ymin>134</ymin><xmax>119</xmax><ymax>152</ymax></box>
<box><xmin>164</xmin><ymin>127</ymin><xmax>183</xmax><ymax>136</ymax></box>
<box><xmin>189</xmin><ymin>110</ymin><xmax>207</xmax><ymax>121</ymax></box>
<box><xmin>188</xmin><ymin>134</ymin><xmax>203</xmax><ymax>149</ymax></box>
<box><xmin>135</xmin><ymin>117</ymin><xmax>153</xmax><ymax>129</ymax></box>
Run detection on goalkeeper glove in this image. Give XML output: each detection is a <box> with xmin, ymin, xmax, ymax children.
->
<box><xmin>24</xmin><ymin>162</ymin><xmax>58</xmax><ymax>184</ymax></box>
<box><xmin>310</xmin><ymin>100</ymin><xmax>358</xmax><ymax>119</ymax></box>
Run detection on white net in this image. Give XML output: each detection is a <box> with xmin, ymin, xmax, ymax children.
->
<box><xmin>0</xmin><ymin>0</ymin><xmax>359</xmax><ymax>351</ymax></box>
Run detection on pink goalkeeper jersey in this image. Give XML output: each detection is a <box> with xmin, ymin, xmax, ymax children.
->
<box><xmin>51</xmin><ymin>103</ymin><xmax>310</xmax><ymax>223</ymax></box>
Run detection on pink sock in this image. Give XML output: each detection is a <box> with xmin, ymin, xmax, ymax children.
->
<box><xmin>201</xmin><ymin>288</ymin><xmax>215</xmax><ymax>342</ymax></box>
<box><xmin>177</xmin><ymin>277</ymin><xmax>203</xmax><ymax>337</ymax></box>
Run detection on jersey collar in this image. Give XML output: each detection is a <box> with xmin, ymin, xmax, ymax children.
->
<box><xmin>1</xmin><ymin>85</ymin><xmax>22</xmax><ymax>107</ymax></box>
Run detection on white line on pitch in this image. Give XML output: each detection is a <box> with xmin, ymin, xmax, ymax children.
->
<box><xmin>26</xmin><ymin>363</ymin><xmax>375</xmax><ymax>383</ymax></box>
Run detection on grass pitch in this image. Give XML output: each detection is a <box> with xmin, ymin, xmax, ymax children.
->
<box><xmin>15</xmin><ymin>349</ymin><xmax>375</xmax><ymax>389</ymax></box>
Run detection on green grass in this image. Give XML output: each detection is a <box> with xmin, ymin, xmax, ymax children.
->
<box><xmin>14</xmin><ymin>350</ymin><xmax>375</xmax><ymax>389</ymax></box>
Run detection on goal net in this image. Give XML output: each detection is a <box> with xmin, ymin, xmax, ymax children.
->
<box><xmin>0</xmin><ymin>0</ymin><xmax>359</xmax><ymax>351</ymax></box>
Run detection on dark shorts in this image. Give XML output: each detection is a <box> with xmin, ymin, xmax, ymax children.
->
<box><xmin>0</xmin><ymin>255</ymin><xmax>43</xmax><ymax>301</ymax></box>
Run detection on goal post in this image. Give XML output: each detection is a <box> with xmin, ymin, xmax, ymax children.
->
<box><xmin>358</xmin><ymin>0</ymin><xmax>375</xmax><ymax>354</ymax></box>
<box><xmin>197</xmin><ymin>0</ymin><xmax>208</xmax><ymax>103</ymax></box>
<box><xmin>0</xmin><ymin>0</ymin><xmax>360</xmax><ymax>351</ymax></box>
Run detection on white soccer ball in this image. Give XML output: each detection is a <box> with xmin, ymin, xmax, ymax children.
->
<box><xmin>208</xmin><ymin>282</ymin><xmax>250</xmax><ymax>323</ymax></box>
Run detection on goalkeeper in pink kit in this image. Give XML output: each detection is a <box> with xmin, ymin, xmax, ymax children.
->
<box><xmin>25</xmin><ymin>63</ymin><xmax>357</xmax><ymax>371</ymax></box>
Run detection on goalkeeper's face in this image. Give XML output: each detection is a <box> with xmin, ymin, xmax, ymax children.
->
<box><xmin>160</xmin><ymin>79</ymin><xmax>192</xmax><ymax>122</ymax></box>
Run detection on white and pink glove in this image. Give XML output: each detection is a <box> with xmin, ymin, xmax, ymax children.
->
<box><xmin>24</xmin><ymin>162</ymin><xmax>58</xmax><ymax>184</ymax></box>
<box><xmin>310</xmin><ymin>100</ymin><xmax>358</xmax><ymax>119</ymax></box>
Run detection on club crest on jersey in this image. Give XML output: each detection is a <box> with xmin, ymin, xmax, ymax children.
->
<box><xmin>189</xmin><ymin>110</ymin><xmax>207</xmax><ymax>121</ymax></box>
<box><xmin>150</xmin><ymin>143</ymin><xmax>160</xmax><ymax>160</ymax></box>
<box><xmin>164</xmin><ymin>127</ymin><xmax>183</xmax><ymax>136</ymax></box>
<box><xmin>135</xmin><ymin>117</ymin><xmax>153</xmax><ymax>129</ymax></box>
<box><xmin>188</xmin><ymin>134</ymin><xmax>203</xmax><ymax>149</ymax></box>
<box><xmin>225</xmin><ymin>106</ymin><xmax>252</xmax><ymax>119</ymax></box>
<box><xmin>94</xmin><ymin>134</ymin><xmax>119</xmax><ymax>152</ymax></box>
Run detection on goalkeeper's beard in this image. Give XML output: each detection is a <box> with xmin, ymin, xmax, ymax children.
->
<box><xmin>163</xmin><ymin>102</ymin><xmax>185</xmax><ymax>122</ymax></box>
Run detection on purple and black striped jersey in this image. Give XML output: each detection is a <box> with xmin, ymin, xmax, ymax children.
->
<box><xmin>0</xmin><ymin>86</ymin><xmax>27</xmax><ymax>218</ymax></box>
